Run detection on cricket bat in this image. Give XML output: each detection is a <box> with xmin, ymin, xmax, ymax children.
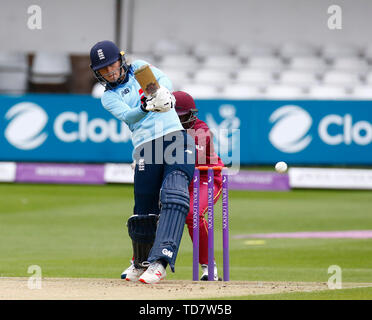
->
<box><xmin>134</xmin><ymin>64</ymin><xmax>160</xmax><ymax>97</ymax></box>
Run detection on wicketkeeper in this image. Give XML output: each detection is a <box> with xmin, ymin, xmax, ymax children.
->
<box><xmin>173</xmin><ymin>91</ymin><xmax>224</xmax><ymax>281</ymax></box>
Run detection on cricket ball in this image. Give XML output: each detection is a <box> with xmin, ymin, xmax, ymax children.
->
<box><xmin>275</xmin><ymin>161</ymin><xmax>288</xmax><ymax>173</ymax></box>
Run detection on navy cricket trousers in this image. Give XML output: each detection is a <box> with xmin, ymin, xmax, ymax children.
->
<box><xmin>132</xmin><ymin>130</ymin><xmax>195</xmax><ymax>215</ymax></box>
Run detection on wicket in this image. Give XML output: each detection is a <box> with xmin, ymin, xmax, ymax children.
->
<box><xmin>193</xmin><ymin>166</ymin><xmax>229</xmax><ymax>281</ymax></box>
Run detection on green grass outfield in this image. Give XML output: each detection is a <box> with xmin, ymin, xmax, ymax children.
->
<box><xmin>1</xmin><ymin>183</ymin><xmax>372</xmax><ymax>299</ymax></box>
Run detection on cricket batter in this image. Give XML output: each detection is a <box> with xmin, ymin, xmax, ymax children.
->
<box><xmin>173</xmin><ymin>91</ymin><xmax>224</xmax><ymax>281</ymax></box>
<box><xmin>90</xmin><ymin>40</ymin><xmax>195</xmax><ymax>284</ymax></box>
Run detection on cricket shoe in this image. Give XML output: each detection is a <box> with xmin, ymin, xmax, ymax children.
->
<box><xmin>121</xmin><ymin>262</ymin><xmax>146</xmax><ymax>282</ymax></box>
<box><xmin>200</xmin><ymin>263</ymin><xmax>221</xmax><ymax>281</ymax></box>
<box><xmin>139</xmin><ymin>261</ymin><xmax>166</xmax><ymax>284</ymax></box>
<box><xmin>120</xmin><ymin>258</ymin><xmax>134</xmax><ymax>279</ymax></box>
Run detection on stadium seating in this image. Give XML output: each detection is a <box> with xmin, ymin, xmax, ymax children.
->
<box><xmin>0</xmin><ymin>71</ymin><xmax>28</xmax><ymax>95</ymax></box>
<box><xmin>81</xmin><ymin>40</ymin><xmax>372</xmax><ymax>100</ymax></box>
<box><xmin>247</xmin><ymin>56</ymin><xmax>284</xmax><ymax>72</ymax></box>
<box><xmin>202</xmin><ymin>55</ymin><xmax>243</xmax><ymax>70</ymax></box>
<box><xmin>222</xmin><ymin>84</ymin><xmax>265</xmax><ymax>99</ymax></box>
<box><xmin>178</xmin><ymin>84</ymin><xmax>222</xmax><ymax>99</ymax></box>
<box><xmin>152</xmin><ymin>38</ymin><xmax>189</xmax><ymax>57</ymax></box>
<box><xmin>322</xmin><ymin>70</ymin><xmax>362</xmax><ymax>87</ymax></box>
<box><xmin>288</xmin><ymin>56</ymin><xmax>328</xmax><ymax>72</ymax></box>
<box><xmin>308</xmin><ymin>85</ymin><xmax>351</xmax><ymax>99</ymax></box>
<box><xmin>159</xmin><ymin>68</ymin><xmax>192</xmax><ymax>91</ymax></box>
<box><xmin>350</xmin><ymin>85</ymin><xmax>372</xmax><ymax>100</ymax></box>
<box><xmin>193</xmin><ymin>41</ymin><xmax>233</xmax><ymax>58</ymax></box>
<box><xmin>2</xmin><ymin>41</ymin><xmax>371</xmax><ymax>100</ymax></box>
<box><xmin>321</xmin><ymin>43</ymin><xmax>362</xmax><ymax>59</ymax></box>
<box><xmin>30</xmin><ymin>52</ymin><xmax>71</xmax><ymax>84</ymax></box>
<box><xmin>279</xmin><ymin>42</ymin><xmax>319</xmax><ymax>59</ymax></box>
<box><xmin>158</xmin><ymin>54</ymin><xmax>199</xmax><ymax>70</ymax></box>
<box><xmin>118</xmin><ymin>42</ymin><xmax>372</xmax><ymax>100</ymax></box>
<box><xmin>234</xmin><ymin>43</ymin><xmax>277</xmax><ymax>59</ymax></box>
<box><xmin>279</xmin><ymin>70</ymin><xmax>320</xmax><ymax>87</ymax></box>
<box><xmin>193</xmin><ymin>69</ymin><xmax>232</xmax><ymax>86</ymax></box>
<box><xmin>264</xmin><ymin>85</ymin><xmax>306</xmax><ymax>99</ymax></box>
<box><xmin>0</xmin><ymin>52</ymin><xmax>28</xmax><ymax>94</ymax></box>
<box><xmin>331</xmin><ymin>57</ymin><xmax>369</xmax><ymax>72</ymax></box>
<box><xmin>127</xmin><ymin>53</ymin><xmax>158</xmax><ymax>65</ymax></box>
<box><xmin>235</xmin><ymin>69</ymin><xmax>276</xmax><ymax>85</ymax></box>
<box><xmin>363</xmin><ymin>71</ymin><xmax>372</xmax><ymax>84</ymax></box>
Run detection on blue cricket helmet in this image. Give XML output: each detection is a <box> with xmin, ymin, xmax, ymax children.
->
<box><xmin>89</xmin><ymin>40</ymin><xmax>130</xmax><ymax>90</ymax></box>
<box><xmin>90</xmin><ymin>40</ymin><xmax>121</xmax><ymax>71</ymax></box>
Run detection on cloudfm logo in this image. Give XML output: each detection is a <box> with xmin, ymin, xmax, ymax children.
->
<box><xmin>5</xmin><ymin>102</ymin><xmax>48</xmax><ymax>150</ymax></box>
<box><xmin>269</xmin><ymin>105</ymin><xmax>312</xmax><ymax>153</ymax></box>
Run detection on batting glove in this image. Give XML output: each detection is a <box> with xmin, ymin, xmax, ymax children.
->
<box><xmin>145</xmin><ymin>86</ymin><xmax>175</xmax><ymax>113</ymax></box>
